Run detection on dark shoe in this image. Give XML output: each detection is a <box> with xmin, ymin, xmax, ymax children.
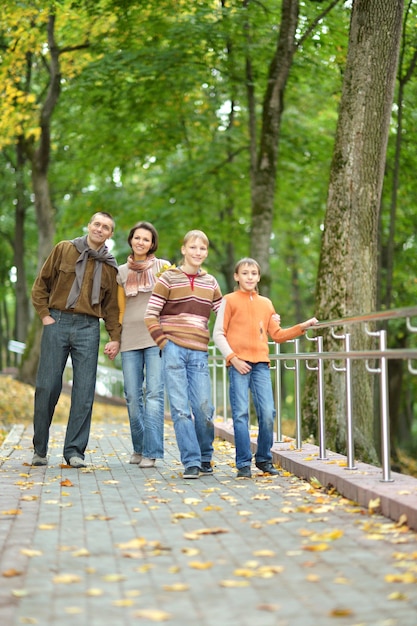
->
<box><xmin>32</xmin><ymin>452</ymin><xmax>47</xmax><ymax>466</ymax></box>
<box><xmin>183</xmin><ymin>466</ymin><xmax>200</xmax><ymax>479</ymax></box>
<box><xmin>255</xmin><ymin>461</ymin><xmax>280</xmax><ymax>475</ymax></box>
<box><xmin>200</xmin><ymin>462</ymin><xmax>213</xmax><ymax>474</ymax></box>
<box><xmin>237</xmin><ymin>466</ymin><xmax>252</xmax><ymax>478</ymax></box>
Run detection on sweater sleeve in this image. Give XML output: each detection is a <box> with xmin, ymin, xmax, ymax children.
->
<box><xmin>117</xmin><ymin>285</ymin><xmax>126</xmax><ymax>324</ymax></box>
<box><xmin>144</xmin><ymin>276</ymin><xmax>170</xmax><ymax>349</ymax></box>
<box><xmin>268</xmin><ymin>314</ymin><xmax>305</xmax><ymax>344</ymax></box>
<box><xmin>213</xmin><ymin>298</ymin><xmax>236</xmax><ymax>365</ymax></box>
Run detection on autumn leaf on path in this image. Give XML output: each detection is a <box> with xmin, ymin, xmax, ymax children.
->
<box><xmin>2</xmin><ymin>569</ymin><xmax>22</xmax><ymax>578</ymax></box>
<box><xmin>20</xmin><ymin>549</ymin><xmax>42</xmax><ymax>557</ymax></box>
<box><xmin>385</xmin><ymin>572</ymin><xmax>417</xmax><ymax>583</ymax></box>
<box><xmin>368</xmin><ymin>497</ymin><xmax>381</xmax><ymax>513</ymax></box>
<box><xmin>133</xmin><ymin>608</ymin><xmax>172</xmax><ymax>621</ymax></box>
<box><xmin>184</xmin><ymin>527</ymin><xmax>229</xmax><ymax>540</ymax></box>
<box><xmin>302</xmin><ymin>543</ymin><xmax>330</xmax><ymax>552</ymax></box>
<box><xmin>188</xmin><ymin>561</ymin><xmax>213</xmax><ymax>570</ymax></box>
<box><xmin>60</xmin><ymin>478</ymin><xmax>73</xmax><ymax>487</ymax></box>
<box><xmin>53</xmin><ymin>573</ymin><xmax>81</xmax><ymax>584</ymax></box>
<box><xmin>329</xmin><ymin>608</ymin><xmax>353</xmax><ymax>617</ymax></box>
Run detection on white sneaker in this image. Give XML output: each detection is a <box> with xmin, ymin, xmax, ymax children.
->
<box><xmin>139</xmin><ymin>458</ymin><xmax>156</xmax><ymax>468</ymax></box>
<box><xmin>68</xmin><ymin>456</ymin><xmax>87</xmax><ymax>468</ymax></box>
<box><xmin>129</xmin><ymin>453</ymin><xmax>142</xmax><ymax>464</ymax></box>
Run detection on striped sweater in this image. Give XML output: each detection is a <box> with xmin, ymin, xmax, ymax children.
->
<box><xmin>144</xmin><ymin>267</ymin><xmax>222</xmax><ymax>352</ymax></box>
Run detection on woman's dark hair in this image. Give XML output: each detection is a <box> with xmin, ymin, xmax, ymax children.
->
<box><xmin>127</xmin><ymin>221</ymin><xmax>159</xmax><ymax>254</ymax></box>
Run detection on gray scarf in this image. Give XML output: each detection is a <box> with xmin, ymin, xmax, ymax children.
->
<box><xmin>65</xmin><ymin>235</ymin><xmax>118</xmax><ymax>309</ymax></box>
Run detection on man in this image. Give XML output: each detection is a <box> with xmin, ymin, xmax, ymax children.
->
<box><xmin>31</xmin><ymin>212</ymin><xmax>121</xmax><ymax>468</ymax></box>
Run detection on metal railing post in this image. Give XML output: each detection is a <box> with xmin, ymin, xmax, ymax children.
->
<box><xmin>273</xmin><ymin>343</ymin><xmax>284</xmax><ymax>443</ymax></box>
<box><xmin>331</xmin><ymin>331</ymin><xmax>356</xmax><ymax>470</ymax></box>
<box><xmin>306</xmin><ymin>333</ymin><xmax>328</xmax><ymax>460</ymax></box>
<box><xmin>365</xmin><ymin>326</ymin><xmax>393</xmax><ymax>482</ymax></box>
<box><xmin>284</xmin><ymin>339</ymin><xmax>302</xmax><ymax>448</ymax></box>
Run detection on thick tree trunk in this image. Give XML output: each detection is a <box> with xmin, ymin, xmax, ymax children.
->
<box><xmin>303</xmin><ymin>0</ymin><xmax>404</xmax><ymax>464</ymax></box>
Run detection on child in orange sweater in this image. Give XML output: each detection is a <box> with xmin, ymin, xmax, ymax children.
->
<box><xmin>213</xmin><ymin>258</ymin><xmax>317</xmax><ymax>478</ymax></box>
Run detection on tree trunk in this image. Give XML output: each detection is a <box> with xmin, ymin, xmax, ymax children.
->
<box><xmin>18</xmin><ymin>13</ymin><xmax>61</xmax><ymax>384</ymax></box>
<box><xmin>14</xmin><ymin>138</ymin><xmax>31</xmax><ymax>343</ymax></box>
<box><xmin>249</xmin><ymin>0</ymin><xmax>299</xmax><ymax>296</ymax></box>
<box><xmin>303</xmin><ymin>0</ymin><xmax>404</xmax><ymax>464</ymax></box>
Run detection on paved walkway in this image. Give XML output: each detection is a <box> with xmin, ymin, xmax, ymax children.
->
<box><xmin>1</xmin><ymin>419</ymin><xmax>417</xmax><ymax>626</ymax></box>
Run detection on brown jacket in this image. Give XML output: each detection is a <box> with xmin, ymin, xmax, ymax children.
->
<box><xmin>31</xmin><ymin>240</ymin><xmax>121</xmax><ymax>342</ymax></box>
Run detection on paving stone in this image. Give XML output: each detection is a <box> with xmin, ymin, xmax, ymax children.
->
<box><xmin>1</xmin><ymin>420</ymin><xmax>417</xmax><ymax>626</ymax></box>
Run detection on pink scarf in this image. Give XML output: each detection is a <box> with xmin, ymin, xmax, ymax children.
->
<box><xmin>125</xmin><ymin>254</ymin><xmax>157</xmax><ymax>296</ymax></box>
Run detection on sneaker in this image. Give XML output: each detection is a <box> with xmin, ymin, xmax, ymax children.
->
<box><xmin>139</xmin><ymin>458</ymin><xmax>155</xmax><ymax>468</ymax></box>
<box><xmin>129</xmin><ymin>453</ymin><xmax>142</xmax><ymax>464</ymax></box>
<box><xmin>255</xmin><ymin>461</ymin><xmax>280</xmax><ymax>475</ymax></box>
<box><xmin>32</xmin><ymin>452</ymin><xmax>47</xmax><ymax>466</ymax></box>
<box><xmin>237</xmin><ymin>466</ymin><xmax>252</xmax><ymax>478</ymax></box>
<box><xmin>68</xmin><ymin>456</ymin><xmax>87</xmax><ymax>468</ymax></box>
<box><xmin>183</xmin><ymin>466</ymin><xmax>200</xmax><ymax>479</ymax></box>
<box><xmin>200</xmin><ymin>462</ymin><xmax>213</xmax><ymax>474</ymax></box>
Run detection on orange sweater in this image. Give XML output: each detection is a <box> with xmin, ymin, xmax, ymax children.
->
<box><xmin>213</xmin><ymin>290</ymin><xmax>305</xmax><ymax>365</ymax></box>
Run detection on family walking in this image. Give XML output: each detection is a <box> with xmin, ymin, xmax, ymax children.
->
<box><xmin>30</xmin><ymin>214</ymin><xmax>317</xmax><ymax>478</ymax></box>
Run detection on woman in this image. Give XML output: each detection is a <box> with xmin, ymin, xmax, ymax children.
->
<box><xmin>117</xmin><ymin>221</ymin><xmax>170</xmax><ymax>467</ymax></box>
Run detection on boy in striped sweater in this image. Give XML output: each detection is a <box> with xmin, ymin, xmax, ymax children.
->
<box><xmin>144</xmin><ymin>230</ymin><xmax>222</xmax><ymax>479</ymax></box>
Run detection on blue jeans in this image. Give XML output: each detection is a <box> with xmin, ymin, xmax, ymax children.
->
<box><xmin>162</xmin><ymin>341</ymin><xmax>214</xmax><ymax>468</ymax></box>
<box><xmin>33</xmin><ymin>309</ymin><xmax>100</xmax><ymax>462</ymax></box>
<box><xmin>229</xmin><ymin>362</ymin><xmax>276</xmax><ymax>468</ymax></box>
<box><xmin>121</xmin><ymin>346</ymin><xmax>164</xmax><ymax>458</ymax></box>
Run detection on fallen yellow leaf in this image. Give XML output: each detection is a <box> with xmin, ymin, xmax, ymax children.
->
<box><xmin>181</xmin><ymin>547</ymin><xmax>200</xmax><ymax>556</ymax></box>
<box><xmin>20</xmin><ymin>549</ymin><xmax>42</xmax><ymax>557</ymax></box>
<box><xmin>38</xmin><ymin>524</ymin><xmax>57</xmax><ymax>530</ymax></box>
<box><xmin>113</xmin><ymin>599</ymin><xmax>135</xmax><ymax>606</ymax></box>
<box><xmin>302</xmin><ymin>543</ymin><xmax>329</xmax><ymax>552</ymax></box>
<box><xmin>188</xmin><ymin>561</ymin><xmax>213</xmax><ymax>570</ymax></box>
<box><xmin>133</xmin><ymin>608</ymin><xmax>172</xmax><ymax>621</ymax></box>
<box><xmin>86</xmin><ymin>588</ymin><xmax>103</xmax><ymax>596</ymax></box>
<box><xmin>329</xmin><ymin>608</ymin><xmax>353</xmax><ymax>617</ymax></box>
<box><xmin>368</xmin><ymin>497</ymin><xmax>381</xmax><ymax>513</ymax></box>
<box><xmin>53</xmin><ymin>574</ymin><xmax>81</xmax><ymax>584</ymax></box>
<box><xmin>102</xmin><ymin>574</ymin><xmax>126</xmax><ymax>582</ymax></box>
<box><xmin>388</xmin><ymin>591</ymin><xmax>408</xmax><ymax>601</ymax></box>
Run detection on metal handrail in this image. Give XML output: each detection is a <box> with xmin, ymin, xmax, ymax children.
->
<box><xmin>209</xmin><ymin>305</ymin><xmax>417</xmax><ymax>484</ymax></box>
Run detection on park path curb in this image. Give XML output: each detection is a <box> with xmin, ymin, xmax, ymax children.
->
<box><xmin>214</xmin><ymin>420</ymin><xmax>417</xmax><ymax>531</ymax></box>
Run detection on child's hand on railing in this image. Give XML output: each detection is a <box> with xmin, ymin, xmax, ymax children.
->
<box><xmin>301</xmin><ymin>317</ymin><xmax>319</xmax><ymax>330</ymax></box>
